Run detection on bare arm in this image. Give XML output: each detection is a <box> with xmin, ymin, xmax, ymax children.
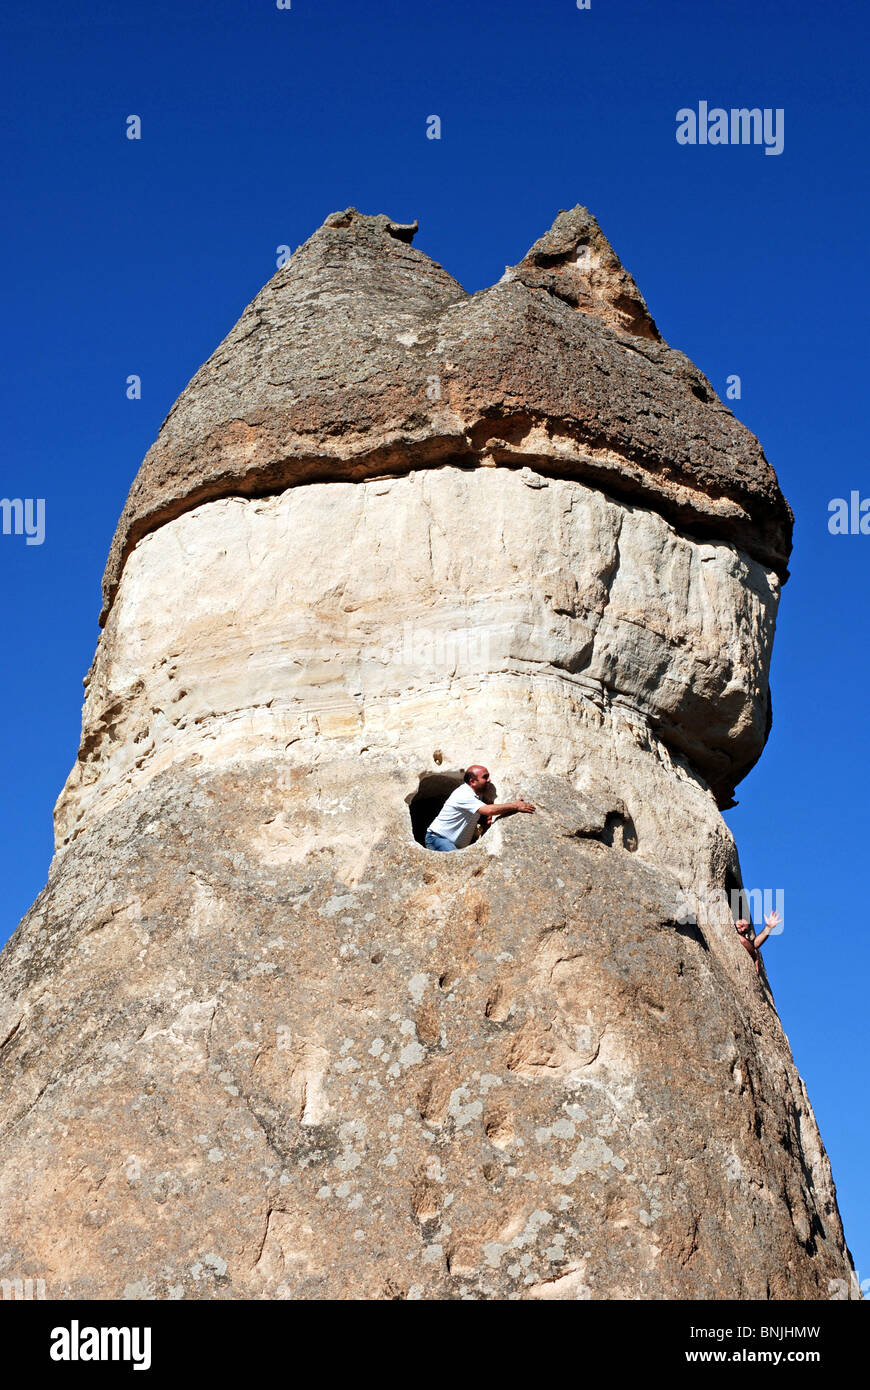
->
<box><xmin>754</xmin><ymin>911</ymin><xmax>781</xmax><ymax>950</ymax></box>
<box><xmin>480</xmin><ymin>799</ymin><xmax>535</xmax><ymax>820</ymax></box>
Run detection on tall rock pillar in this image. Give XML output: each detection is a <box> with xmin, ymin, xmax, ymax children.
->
<box><xmin>0</xmin><ymin>209</ymin><xmax>855</xmax><ymax>1300</ymax></box>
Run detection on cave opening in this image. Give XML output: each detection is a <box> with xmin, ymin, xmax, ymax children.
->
<box><xmin>407</xmin><ymin>770</ymin><xmax>466</xmax><ymax>847</ymax></box>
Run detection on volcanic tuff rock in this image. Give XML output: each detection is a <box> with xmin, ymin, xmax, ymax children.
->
<box><xmin>0</xmin><ymin>208</ymin><xmax>854</xmax><ymax>1301</ymax></box>
<box><xmin>101</xmin><ymin>205</ymin><xmax>791</xmax><ymax>625</ymax></box>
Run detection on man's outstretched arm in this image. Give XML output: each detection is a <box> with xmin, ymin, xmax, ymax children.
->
<box><xmin>753</xmin><ymin>910</ymin><xmax>781</xmax><ymax>949</ymax></box>
<box><xmin>479</xmin><ymin>799</ymin><xmax>535</xmax><ymax>821</ymax></box>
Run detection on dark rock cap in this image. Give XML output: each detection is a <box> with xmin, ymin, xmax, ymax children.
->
<box><xmin>100</xmin><ymin>206</ymin><xmax>792</xmax><ymax>624</ymax></box>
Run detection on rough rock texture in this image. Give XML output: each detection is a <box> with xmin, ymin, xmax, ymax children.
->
<box><xmin>100</xmin><ymin>206</ymin><xmax>791</xmax><ymax>623</ymax></box>
<box><xmin>0</xmin><ymin>209</ymin><xmax>854</xmax><ymax>1301</ymax></box>
<box><xmin>0</xmin><ymin>762</ymin><xmax>854</xmax><ymax>1300</ymax></box>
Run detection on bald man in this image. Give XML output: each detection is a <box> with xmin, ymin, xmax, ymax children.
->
<box><xmin>424</xmin><ymin>765</ymin><xmax>535</xmax><ymax>852</ymax></box>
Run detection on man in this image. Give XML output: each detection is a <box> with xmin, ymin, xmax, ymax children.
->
<box><xmin>735</xmin><ymin>911</ymin><xmax>781</xmax><ymax>975</ymax></box>
<box><xmin>424</xmin><ymin>765</ymin><xmax>535</xmax><ymax>852</ymax></box>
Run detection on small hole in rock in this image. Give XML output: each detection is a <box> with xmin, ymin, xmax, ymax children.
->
<box><xmin>598</xmin><ymin>810</ymin><xmax>638</xmax><ymax>852</ymax></box>
<box><xmin>407</xmin><ymin>770</ymin><xmax>496</xmax><ymax>850</ymax></box>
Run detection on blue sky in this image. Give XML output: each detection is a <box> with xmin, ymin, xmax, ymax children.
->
<box><xmin>2</xmin><ymin>0</ymin><xmax>867</xmax><ymax>1282</ymax></box>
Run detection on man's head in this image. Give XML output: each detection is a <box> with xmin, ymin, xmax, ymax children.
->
<box><xmin>464</xmin><ymin>765</ymin><xmax>490</xmax><ymax>796</ymax></box>
<box><xmin>735</xmin><ymin>919</ymin><xmax>754</xmax><ymax>937</ymax></box>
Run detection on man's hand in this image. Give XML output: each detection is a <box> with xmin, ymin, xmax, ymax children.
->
<box><xmin>753</xmin><ymin>909</ymin><xmax>781</xmax><ymax>951</ymax></box>
<box><xmin>479</xmin><ymin>798</ymin><xmax>536</xmax><ymax>821</ymax></box>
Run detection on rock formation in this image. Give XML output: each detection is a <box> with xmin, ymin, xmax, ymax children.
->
<box><xmin>0</xmin><ymin>208</ymin><xmax>856</xmax><ymax>1300</ymax></box>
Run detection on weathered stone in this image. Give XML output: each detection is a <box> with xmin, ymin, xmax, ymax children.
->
<box><xmin>0</xmin><ymin>759</ymin><xmax>854</xmax><ymax>1299</ymax></box>
<box><xmin>100</xmin><ymin>206</ymin><xmax>792</xmax><ymax>624</ymax></box>
<box><xmin>58</xmin><ymin>467</ymin><xmax>778</xmax><ymax>843</ymax></box>
<box><xmin>0</xmin><ymin>209</ymin><xmax>853</xmax><ymax>1301</ymax></box>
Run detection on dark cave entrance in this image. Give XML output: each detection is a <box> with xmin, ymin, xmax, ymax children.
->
<box><xmin>407</xmin><ymin>770</ymin><xmax>466</xmax><ymax>846</ymax></box>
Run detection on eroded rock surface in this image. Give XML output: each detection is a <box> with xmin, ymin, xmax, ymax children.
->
<box><xmin>0</xmin><ymin>762</ymin><xmax>854</xmax><ymax>1299</ymax></box>
<box><xmin>101</xmin><ymin>206</ymin><xmax>791</xmax><ymax>622</ymax></box>
<box><xmin>0</xmin><ymin>209</ymin><xmax>852</xmax><ymax>1301</ymax></box>
<box><xmin>59</xmin><ymin>466</ymin><xmax>778</xmax><ymax>843</ymax></box>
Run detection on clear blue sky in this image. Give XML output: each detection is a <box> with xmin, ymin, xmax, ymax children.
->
<box><xmin>2</xmin><ymin>0</ymin><xmax>867</xmax><ymax>1282</ymax></box>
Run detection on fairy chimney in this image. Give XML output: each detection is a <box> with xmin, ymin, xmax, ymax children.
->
<box><xmin>0</xmin><ymin>208</ymin><xmax>855</xmax><ymax>1300</ymax></box>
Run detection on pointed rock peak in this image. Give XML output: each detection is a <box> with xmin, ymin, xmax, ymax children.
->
<box><xmin>321</xmin><ymin>207</ymin><xmax>419</xmax><ymax>243</ymax></box>
<box><xmin>506</xmin><ymin>205</ymin><xmax>660</xmax><ymax>341</ymax></box>
<box><xmin>277</xmin><ymin>206</ymin><xmax>459</xmax><ymax>308</ymax></box>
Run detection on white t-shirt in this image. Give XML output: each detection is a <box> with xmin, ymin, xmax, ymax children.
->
<box><xmin>428</xmin><ymin>784</ymin><xmax>484</xmax><ymax>848</ymax></box>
